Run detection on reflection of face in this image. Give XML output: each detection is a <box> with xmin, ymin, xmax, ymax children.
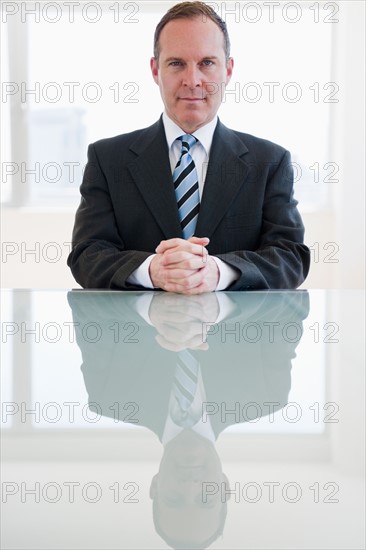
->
<box><xmin>151</xmin><ymin>17</ymin><xmax>233</xmax><ymax>134</ymax></box>
<box><xmin>150</xmin><ymin>430</ymin><xmax>227</xmax><ymax>544</ymax></box>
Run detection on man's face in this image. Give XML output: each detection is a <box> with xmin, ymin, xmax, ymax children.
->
<box><xmin>150</xmin><ymin>430</ymin><xmax>227</xmax><ymax>545</ymax></box>
<box><xmin>151</xmin><ymin>17</ymin><xmax>233</xmax><ymax>133</ymax></box>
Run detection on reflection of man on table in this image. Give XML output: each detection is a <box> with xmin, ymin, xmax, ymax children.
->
<box><xmin>68</xmin><ymin>290</ymin><xmax>309</xmax><ymax>548</ymax></box>
<box><xmin>68</xmin><ymin>1</ymin><xmax>310</xmax><ymax>294</ymax></box>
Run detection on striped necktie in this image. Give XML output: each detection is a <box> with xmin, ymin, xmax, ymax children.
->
<box><xmin>171</xmin><ymin>349</ymin><xmax>200</xmax><ymax>428</ymax></box>
<box><xmin>173</xmin><ymin>134</ymin><xmax>200</xmax><ymax>239</ymax></box>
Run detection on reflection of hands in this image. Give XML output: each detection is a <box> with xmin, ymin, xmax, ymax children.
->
<box><xmin>149</xmin><ymin>237</ymin><xmax>219</xmax><ymax>294</ymax></box>
<box><xmin>149</xmin><ymin>292</ymin><xmax>220</xmax><ymax>352</ymax></box>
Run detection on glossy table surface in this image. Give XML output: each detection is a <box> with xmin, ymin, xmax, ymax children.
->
<box><xmin>1</xmin><ymin>289</ymin><xmax>365</xmax><ymax>549</ymax></box>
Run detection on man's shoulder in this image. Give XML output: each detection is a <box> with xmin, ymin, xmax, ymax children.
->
<box><xmin>236</xmin><ymin>130</ymin><xmax>287</xmax><ymax>154</ymax></box>
<box><xmin>217</xmin><ymin>121</ymin><xmax>289</xmax><ymax>159</ymax></box>
<box><xmin>90</xmin><ymin>119</ymin><xmax>162</xmax><ymax>154</ymax></box>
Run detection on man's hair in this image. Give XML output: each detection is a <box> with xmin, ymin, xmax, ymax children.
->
<box><xmin>153</xmin><ymin>1</ymin><xmax>231</xmax><ymax>62</ymax></box>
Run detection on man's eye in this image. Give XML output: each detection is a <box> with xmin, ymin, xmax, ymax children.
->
<box><xmin>169</xmin><ymin>61</ymin><xmax>182</xmax><ymax>66</ymax></box>
<box><xmin>202</xmin><ymin>60</ymin><xmax>214</xmax><ymax>66</ymax></box>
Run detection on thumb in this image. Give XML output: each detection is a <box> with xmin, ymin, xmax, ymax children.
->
<box><xmin>188</xmin><ymin>236</ymin><xmax>210</xmax><ymax>245</ymax></box>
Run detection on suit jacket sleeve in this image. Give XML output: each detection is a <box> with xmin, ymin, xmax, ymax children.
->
<box><xmin>214</xmin><ymin>149</ymin><xmax>310</xmax><ymax>290</ymax></box>
<box><xmin>67</xmin><ymin>142</ymin><xmax>152</xmax><ymax>289</ymax></box>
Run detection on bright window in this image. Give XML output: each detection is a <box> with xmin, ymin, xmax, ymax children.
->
<box><xmin>1</xmin><ymin>2</ymin><xmax>337</xmax><ymax>210</ymax></box>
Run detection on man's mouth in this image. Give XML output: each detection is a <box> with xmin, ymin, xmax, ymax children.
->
<box><xmin>179</xmin><ymin>97</ymin><xmax>206</xmax><ymax>101</ymax></box>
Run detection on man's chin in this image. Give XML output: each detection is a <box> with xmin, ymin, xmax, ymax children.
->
<box><xmin>174</xmin><ymin>112</ymin><xmax>212</xmax><ymax>133</ymax></box>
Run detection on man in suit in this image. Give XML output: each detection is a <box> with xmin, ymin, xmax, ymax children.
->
<box><xmin>67</xmin><ymin>1</ymin><xmax>310</xmax><ymax>293</ymax></box>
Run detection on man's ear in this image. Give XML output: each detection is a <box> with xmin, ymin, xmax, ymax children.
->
<box><xmin>225</xmin><ymin>57</ymin><xmax>234</xmax><ymax>85</ymax></box>
<box><xmin>150</xmin><ymin>473</ymin><xmax>158</xmax><ymax>499</ymax></box>
<box><xmin>150</xmin><ymin>57</ymin><xmax>159</xmax><ymax>84</ymax></box>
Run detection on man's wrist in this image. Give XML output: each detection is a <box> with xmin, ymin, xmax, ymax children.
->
<box><xmin>127</xmin><ymin>255</ymin><xmax>156</xmax><ymax>288</ymax></box>
<box><xmin>211</xmin><ymin>256</ymin><xmax>238</xmax><ymax>290</ymax></box>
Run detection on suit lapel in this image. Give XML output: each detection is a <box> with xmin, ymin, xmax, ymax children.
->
<box><xmin>196</xmin><ymin>120</ymin><xmax>250</xmax><ymax>237</ymax></box>
<box><xmin>127</xmin><ymin>118</ymin><xmax>183</xmax><ymax>239</ymax></box>
<box><xmin>126</xmin><ymin>118</ymin><xmax>250</xmax><ymax>240</ymax></box>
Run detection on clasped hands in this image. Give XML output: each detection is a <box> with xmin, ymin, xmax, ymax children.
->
<box><xmin>149</xmin><ymin>237</ymin><xmax>219</xmax><ymax>294</ymax></box>
<box><xmin>149</xmin><ymin>292</ymin><xmax>220</xmax><ymax>351</ymax></box>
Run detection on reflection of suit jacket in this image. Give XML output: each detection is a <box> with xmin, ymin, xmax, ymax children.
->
<box><xmin>68</xmin><ymin>291</ymin><xmax>310</xmax><ymax>440</ymax></box>
<box><xmin>67</xmin><ymin>117</ymin><xmax>310</xmax><ymax>290</ymax></box>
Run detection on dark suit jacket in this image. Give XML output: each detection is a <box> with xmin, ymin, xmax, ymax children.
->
<box><xmin>67</xmin><ymin>117</ymin><xmax>310</xmax><ymax>290</ymax></box>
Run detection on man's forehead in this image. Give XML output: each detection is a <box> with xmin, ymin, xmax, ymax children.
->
<box><xmin>158</xmin><ymin>19</ymin><xmax>226</xmax><ymax>58</ymax></box>
<box><xmin>159</xmin><ymin>16</ymin><xmax>223</xmax><ymax>40</ymax></box>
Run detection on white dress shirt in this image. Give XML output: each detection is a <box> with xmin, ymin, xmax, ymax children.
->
<box><xmin>127</xmin><ymin>113</ymin><xmax>238</xmax><ymax>290</ymax></box>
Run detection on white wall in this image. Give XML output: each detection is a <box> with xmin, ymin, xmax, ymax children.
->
<box><xmin>331</xmin><ymin>2</ymin><xmax>365</xmax><ymax>288</ymax></box>
<box><xmin>1</xmin><ymin>209</ymin><xmax>79</xmax><ymax>289</ymax></box>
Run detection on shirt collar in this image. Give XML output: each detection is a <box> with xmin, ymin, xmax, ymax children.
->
<box><xmin>162</xmin><ymin>111</ymin><xmax>218</xmax><ymax>155</ymax></box>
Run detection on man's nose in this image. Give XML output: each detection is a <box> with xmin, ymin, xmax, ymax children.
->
<box><xmin>182</xmin><ymin>65</ymin><xmax>202</xmax><ymax>88</ymax></box>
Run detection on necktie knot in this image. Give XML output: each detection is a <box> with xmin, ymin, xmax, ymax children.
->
<box><xmin>178</xmin><ymin>134</ymin><xmax>198</xmax><ymax>154</ymax></box>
